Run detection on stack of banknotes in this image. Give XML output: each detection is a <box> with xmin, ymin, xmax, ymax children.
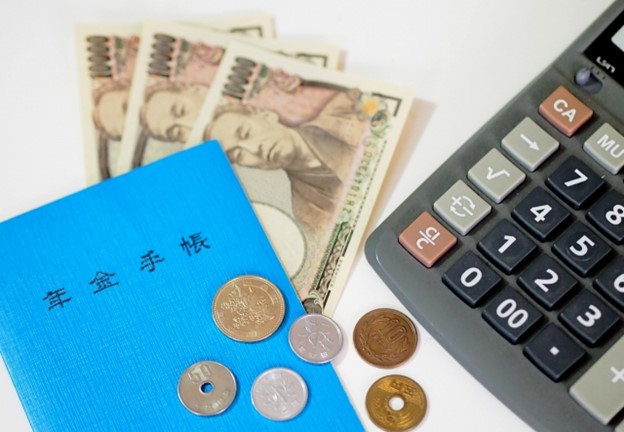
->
<box><xmin>76</xmin><ymin>15</ymin><xmax>413</xmax><ymax>316</ymax></box>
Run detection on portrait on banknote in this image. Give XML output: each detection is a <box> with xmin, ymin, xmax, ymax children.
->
<box><xmin>130</xmin><ymin>40</ymin><xmax>224</xmax><ymax>168</ymax></box>
<box><xmin>80</xmin><ymin>33</ymin><xmax>138</xmax><ymax>180</ymax></box>
<box><xmin>203</xmin><ymin>77</ymin><xmax>387</xmax><ymax>234</ymax></box>
<box><xmin>187</xmin><ymin>44</ymin><xmax>411</xmax><ymax>315</ymax></box>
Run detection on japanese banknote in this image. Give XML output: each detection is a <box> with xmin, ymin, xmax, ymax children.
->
<box><xmin>76</xmin><ymin>15</ymin><xmax>276</xmax><ymax>185</ymax></box>
<box><xmin>76</xmin><ymin>18</ymin><xmax>412</xmax><ymax>316</ymax></box>
<box><xmin>115</xmin><ymin>21</ymin><xmax>340</xmax><ymax>176</ymax></box>
<box><xmin>185</xmin><ymin>42</ymin><xmax>412</xmax><ymax>315</ymax></box>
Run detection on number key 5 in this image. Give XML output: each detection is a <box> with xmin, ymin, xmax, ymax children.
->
<box><xmin>552</xmin><ymin>222</ymin><xmax>611</xmax><ymax>277</ymax></box>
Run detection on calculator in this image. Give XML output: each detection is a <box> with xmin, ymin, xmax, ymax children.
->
<box><xmin>365</xmin><ymin>2</ymin><xmax>624</xmax><ymax>431</ymax></box>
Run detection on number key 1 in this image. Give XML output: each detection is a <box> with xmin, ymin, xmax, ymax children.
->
<box><xmin>478</xmin><ymin>220</ymin><xmax>537</xmax><ymax>274</ymax></box>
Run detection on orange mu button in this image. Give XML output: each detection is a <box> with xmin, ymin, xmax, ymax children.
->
<box><xmin>399</xmin><ymin>211</ymin><xmax>457</xmax><ymax>268</ymax></box>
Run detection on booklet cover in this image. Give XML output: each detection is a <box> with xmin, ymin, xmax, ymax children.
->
<box><xmin>0</xmin><ymin>141</ymin><xmax>362</xmax><ymax>431</ymax></box>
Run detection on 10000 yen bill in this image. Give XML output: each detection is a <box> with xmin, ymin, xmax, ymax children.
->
<box><xmin>185</xmin><ymin>42</ymin><xmax>413</xmax><ymax>316</ymax></box>
<box><xmin>76</xmin><ymin>16</ymin><xmax>274</xmax><ymax>185</ymax></box>
<box><xmin>115</xmin><ymin>21</ymin><xmax>341</xmax><ymax>176</ymax></box>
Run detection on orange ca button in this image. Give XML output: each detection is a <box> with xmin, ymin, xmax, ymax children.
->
<box><xmin>399</xmin><ymin>211</ymin><xmax>457</xmax><ymax>268</ymax></box>
<box><xmin>539</xmin><ymin>86</ymin><xmax>593</xmax><ymax>137</ymax></box>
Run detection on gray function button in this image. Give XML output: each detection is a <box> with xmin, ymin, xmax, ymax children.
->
<box><xmin>434</xmin><ymin>180</ymin><xmax>491</xmax><ymax>235</ymax></box>
<box><xmin>570</xmin><ymin>335</ymin><xmax>624</xmax><ymax>425</ymax></box>
<box><xmin>584</xmin><ymin>123</ymin><xmax>624</xmax><ymax>174</ymax></box>
<box><xmin>468</xmin><ymin>149</ymin><xmax>526</xmax><ymax>203</ymax></box>
<box><xmin>502</xmin><ymin>117</ymin><xmax>559</xmax><ymax>171</ymax></box>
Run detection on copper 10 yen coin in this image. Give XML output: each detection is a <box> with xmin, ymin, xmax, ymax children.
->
<box><xmin>353</xmin><ymin>308</ymin><xmax>418</xmax><ymax>368</ymax></box>
<box><xmin>212</xmin><ymin>275</ymin><xmax>285</xmax><ymax>342</ymax></box>
<box><xmin>366</xmin><ymin>374</ymin><xmax>427</xmax><ymax>431</ymax></box>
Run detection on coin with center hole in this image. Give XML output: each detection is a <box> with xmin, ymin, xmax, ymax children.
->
<box><xmin>212</xmin><ymin>275</ymin><xmax>285</xmax><ymax>342</ymax></box>
<box><xmin>366</xmin><ymin>374</ymin><xmax>427</xmax><ymax>431</ymax></box>
<box><xmin>353</xmin><ymin>308</ymin><xmax>418</xmax><ymax>368</ymax></box>
<box><xmin>251</xmin><ymin>367</ymin><xmax>308</xmax><ymax>421</ymax></box>
<box><xmin>177</xmin><ymin>360</ymin><xmax>236</xmax><ymax>416</ymax></box>
<box><xmin>288</xmin><ymin>314</ymin><xmax>343</xmax><ymax>363</ymax></box>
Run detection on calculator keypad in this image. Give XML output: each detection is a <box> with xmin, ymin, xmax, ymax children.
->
<box><xmin>378</xmin><ymin>78</ymin><xmax>624</xmax><ymax>431</ymax></box>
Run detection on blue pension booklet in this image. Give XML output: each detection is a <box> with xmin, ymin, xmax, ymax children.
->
<box><xmin>0</xmin><ymin>141</ymin><xmax>362</xmax><ymax>431</ymax></box>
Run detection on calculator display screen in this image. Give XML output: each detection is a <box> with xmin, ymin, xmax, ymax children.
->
<box><xmin>585</xmin><ymin>10</ymin><xmax>624</xmax><ymax>86</ymax></box>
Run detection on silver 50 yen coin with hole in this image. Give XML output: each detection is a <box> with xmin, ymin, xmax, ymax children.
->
<box><xmin>177</xmin><ymin>361</ymin><xmax>236</xmax><ymax>416</ymax></box>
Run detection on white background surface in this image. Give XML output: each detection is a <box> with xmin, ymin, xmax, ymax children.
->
<box><xmin>0</xmin><ymin>0</ymin><xmax>615</xmax><ymax>430</ymax></box>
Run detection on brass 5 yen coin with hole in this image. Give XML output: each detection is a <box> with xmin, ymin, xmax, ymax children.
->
<box><xmin>366</xmin><ymin>374</ymin><xmax>427</xmax><ymax>431</ymax></box>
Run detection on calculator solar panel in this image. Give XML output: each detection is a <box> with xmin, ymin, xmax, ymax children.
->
<box><xmin>366</xmin><ymin>2</ymin><xmax>624</xmax><ymax>431</ymax></box>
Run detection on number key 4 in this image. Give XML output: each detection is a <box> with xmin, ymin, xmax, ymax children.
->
<box><xmin>512</xmin><ymin>187</ymin><xmax>571</xmax><ymax>241</ymax></box>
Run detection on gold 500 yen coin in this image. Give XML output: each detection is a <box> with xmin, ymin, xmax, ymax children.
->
<box><xmin>212</xmin><ymin>275</ymin><xmax>285</xmax><ymax>342</ymax></box>
<box><xmin>366</xmin><ymin>374</ymin><xmax>427</xmax><ymax>431</ymax></box>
